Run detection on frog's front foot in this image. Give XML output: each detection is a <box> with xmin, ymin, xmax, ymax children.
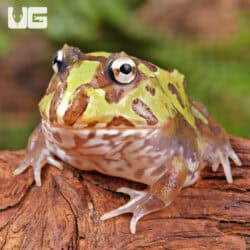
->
<box><xmin>210</xmin><ymin>145</ymin><xmax>241</xmax><ymax>183</ymax></box>
<box><xmin>101</xmin><ymin>187</ymin><xmax>164</xmax><ymax>234</ymax></box>
<box><xmin>14</xmin><ymin>124</ymin><xmax>63</xmax><ymax>186</ymax></box>
<box><xmin>191</xmin><ymin>101</ymin><xmax>242</xmax><ymax>183</ymax></box>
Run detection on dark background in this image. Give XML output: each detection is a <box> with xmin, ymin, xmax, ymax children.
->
<box><xmin>0</xmin><ymin>0</ymin><xmax>250</xmax><ymax>150</ymax></box>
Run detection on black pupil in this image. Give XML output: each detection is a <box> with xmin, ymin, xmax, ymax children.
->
<box><xmin>120</xmin><ymin>63</ymin><xmax>132</xmax><ymax>74</ymax></box>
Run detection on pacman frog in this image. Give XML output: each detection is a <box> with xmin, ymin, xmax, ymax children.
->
<box><xmin>14</xmin><ymin>45</ymin><xmax>241</xmax><ymax>233</ymax></box>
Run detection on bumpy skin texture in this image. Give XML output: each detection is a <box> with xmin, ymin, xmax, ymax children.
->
<box><xmin>14</xmin><ymin>45</ymin><xmax>241</xmax><ymax>234</ymax></box>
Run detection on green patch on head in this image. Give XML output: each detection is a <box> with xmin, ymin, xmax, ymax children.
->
<box><xmin>39</xmin><ymin>93</ymin><xmax>54</xmax><ymax>119</ymax></box>
<box><xmin>57</xmin><ymin>60</ymin><xmax>100</xmax><ymax>123</ymax></box>
<box><xmin>138</xmin><ymin>63</ymin><xmax>156</xmax><ymax>77</ymax></box>
<box><xmin>76</xmin><ymin>78</ymin><xmax>177</xmax><ymax>126</ymax></box>
<box><xmin>156</xmin><ymin>68</ymin><xmax>195</xmax><ymax>128</ymax></box>
<box><xmin>87</xmin><ymin>51</ymin><xmax>111</xmax><ymax>58</ymax></box>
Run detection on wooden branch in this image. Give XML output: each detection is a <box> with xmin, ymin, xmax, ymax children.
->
<box><xmin>0</xmin><ymin>135</ymin><xmax>249</xmax><ymax>249</ymax></box>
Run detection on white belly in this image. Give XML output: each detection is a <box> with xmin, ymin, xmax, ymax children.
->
<box><xmin>42</xmin><ymin>121</ymin><xmax>169</xmax><ymax>185</ymax></box>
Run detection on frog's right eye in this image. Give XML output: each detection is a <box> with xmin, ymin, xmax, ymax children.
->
<box><xmin>106</xmin><ymin>56</ymin><xmax>137</xmax><ymax>85</ymax></box>
<box><xmin>52</xmin><ymin>50</ymin><xmax>68</xmax><ymax>74</ymax></box>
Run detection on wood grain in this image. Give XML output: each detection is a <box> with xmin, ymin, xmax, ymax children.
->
<box><xmin>0</xmin><ymin>135</ymin><xmax>249</xmax><ymax>249</ymax></box>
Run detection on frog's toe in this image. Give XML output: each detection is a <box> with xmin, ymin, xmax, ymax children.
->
<box><xmin>14</xmin><ymin>160</ymin><xmax>31</xmax><ymax>176</ymax></box>
<box><xmin>101</xmin><ymin>187</ymin><xmax>166</xmax><ymax>233</ymax></box>
<box><xmin>100</xmin><ymin>188</ymin><xmax>147</xmax><ymax>221</ymax></box>
<box><xmin>228</xmin><ymin>148</ymin><xmax>242</xmax><ymax>166</ymax></box>
<box><xmin>211</xmin><ymin>146</ymin><xmax>241</xmax><ymax>183</ymax></box>
<box><xmin>14</xmin><ymin>154</ymin><xmax>63</xmax><ymax>186</ymax></box>
<box><xmin>33</xmin><ymin>163</ymin><xmax>42</xmax><ymax>186</ymax></box>
<box><xmin>211</xmin><ymin>161</ymin><xmax>220</xmax><ymax>172</ymax></box>
<box><xmin>223</xmin><ymin>147</ymin><xmax>241</xmax><ymax>183</ymax></box>
<box><xmin>219</xmin><ymin>152</ymin><xmax>233</xmax><ymax>183</ymax></box>
<box><xmin>116</xmin><ymin>187</ymin><xmax>146</xmax><ymax>199</ymax></box>
<box><xmin>14</xmin><ymin>155</ymin><xmax>44</xmax><ymax>186</ymax></box>
<box><xmin>47</xmin><ymin>156</ymin><xmax>64</xmax><ymax>170</ymax></box>
<box><xmin>101</xmin><ymin>188</ymin><xmax>155</xmax><ymax>233</ymax></box>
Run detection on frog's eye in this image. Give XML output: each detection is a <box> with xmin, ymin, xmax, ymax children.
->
<box><xmin>107</xmin><ymin>57</ymin><xmax>136</xmax><ymax>85</ymax></box>
<box><xmin>52</xmin><ymin>50</ymin><xmax>68</xmax><ymax>74</ymax></box>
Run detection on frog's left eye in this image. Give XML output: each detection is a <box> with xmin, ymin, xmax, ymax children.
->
<box><xmin>107</xmin><ymin>57</ymin><xmax>136</xmax><ymax>85</ymax></box>
<box><xmin>52</xmin><ymin>50</ymin><xmax>68</xmax><ymax>74</ymax></box>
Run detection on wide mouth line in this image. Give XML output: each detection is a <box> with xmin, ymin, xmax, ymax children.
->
<box><xmin>42</xmin><ymin>121</ymin><xmax>161</xmax><ymax>131</ymax></box>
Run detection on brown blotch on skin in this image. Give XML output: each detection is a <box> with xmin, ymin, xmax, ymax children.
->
<box><xmin>90</xmin><ymin>64</ymin><xmax>110</xmax><ymax>89</ymax></box>
<box><xmin>53</xmin><ymin>132</ymin><xmax>62</xmax><ymax>144</ymax></box>
<box><xmin>58</xmin><ymin>68</ymin><xmax>69</xmax><ymax>83</ymax></box>
<box><xmin>49</xmin><ymin>82</ymin><xmax>67</xmax><ymax>123</ymax></box>
<box><xmin>46</xmin><ymin>75</ymin><xmax>58</xmax><ymax>94</ymax></box>
<box><xmin>167</xmin><ymin>68</ymin><xmax>175</xmax><ymax>73</ymax></box>
<box><xmin>88</xmin><ymin>131</ymin><xmax>96</xmax><ymax>139</ymax></box>
<box><xmin>73</xmin><ymin>134</ymin><xmax>86</xmax><ymax>148</ymax></box>
<box><xmin>132</xmin><ymin>98</ymin><xmax>158</xmax><ymax>126</ymax></box>
<box><xmin>63</xmin><ymin>45</ymin><xmax>83</xmax><ymax>65</ymax></box>
<box><xmin>145</xmin><ymin>85</ymin><xmax>156</xmax><ymax>96</ymax></box>
<box><xmin>107</xmin><ymin>116</ymin><xmax>135</xmax><ymax>127</ymax></box>
<box><xmin>140</xmin><ymin>59</ymin><xmax>158</xmax><ymax>72</ymax></box>
<box><xmin>116</xmin><ymin>167</ymin><xmax>125</xmax><ymax>172</ymax></box>
<box><xmin>168</xmin><ymin>83</ymin><xmax>185</xmax><ymax>108</ymax></box>
<box><xmin>64</xmin><ymin>87</ymin><xmax>89</xmax><ymax>126</ymax></box>
<box><xmin>87</xmin><ymin>121</ymin><xmax>99</xmax><ymax>127</ymax></box>
<box><xmin>134</xmin><ymin>168</ymin><xmax>146</xmax><ymax>179</ymax></box>
<box><xmin>102</xmin><ymin>133</ymin><xmax>120</xmax><ymax>140</ymax></box>
<box><xmin>105</xmin><ymin>88</ymin><xmax>125</xmax><ymax>103</ymax></box>
<box><xmin>132</xmin><ymin>66</ymin><xmax>147</xmax><ymax>84</ymax></box>
<box><xmin>103</xmin><ymin>68</ymin><xmax>146</xmax><ymax>102</ymax></box>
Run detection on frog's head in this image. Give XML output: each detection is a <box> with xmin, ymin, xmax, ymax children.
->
<box><xmin>39</xmin><ymin>44</ymin><xmax>192</xmax><ymax>128</ymax></box>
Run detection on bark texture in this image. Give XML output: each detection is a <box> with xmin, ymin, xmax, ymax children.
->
<box><xmin>0</xmin><ymin>135</ymin><xmax>249</xmax><ymax>250</ymax></box>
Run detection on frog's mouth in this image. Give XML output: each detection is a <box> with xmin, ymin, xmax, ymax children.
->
<box><xmin>44</xmin><ymin>118</ymin><xmax>162</xmax><ymax>131</ymax></box>
<box><xmin>80</xmin><ymin>116</ymin><xmax>137</xmax><ymax>128</ymax></box>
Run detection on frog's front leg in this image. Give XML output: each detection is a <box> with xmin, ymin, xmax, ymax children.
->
<box><xmin>14</xmin><ymin>123</ymin><xmax>63</xmax><ymax>186</ymax></box>
<box><xmin>191</xmin><ymin>101</ymin><xmax>241</xmax><ymax>183</ymax></box>
<box><xmin>101</xmin><ymin>155</ymin><xmax>188</xmax><ymax>233</ymax></box>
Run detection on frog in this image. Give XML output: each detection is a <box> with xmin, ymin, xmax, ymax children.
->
<box><xmin>14</xmin><ymin>44</ymin><xmax>241</xmax><ymax>234</ymax></box>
